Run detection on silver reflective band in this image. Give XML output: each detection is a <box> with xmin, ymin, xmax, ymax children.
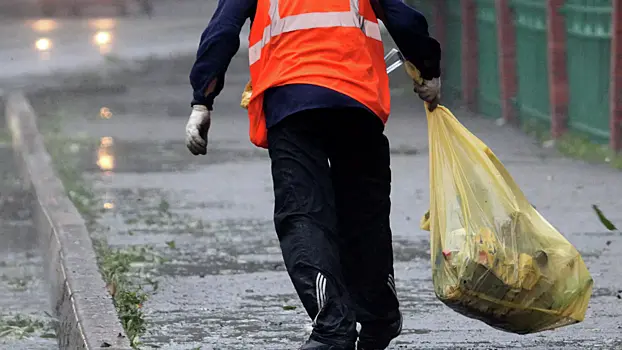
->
<box><xmin>249</xmin><ymin>0</ymin><xmax>382</xmax><ymax>65</ymax></box>
<box><xmin>385</xmin><ymin>48</ymin><xmax>405</xmax><ymax>74</ymax></box>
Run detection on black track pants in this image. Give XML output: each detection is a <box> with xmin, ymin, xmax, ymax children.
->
<box><xmin>267</xmin><ymin>108</ymin><xmax>401</xmax><ymax>348</ymax></box>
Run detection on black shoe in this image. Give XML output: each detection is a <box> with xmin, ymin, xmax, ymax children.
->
<box><xmin>300</xmin><ymin>338</ymin><xmax>355</xmax><ymax>350</ymax></box>
<box><xmin>356</xmin><ymin>311</ymin><xmax>402</xmax><ymax>350</ymax></box>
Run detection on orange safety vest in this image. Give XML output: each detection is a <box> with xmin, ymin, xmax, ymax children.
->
<box><xmin>247</xmin><ymin>0</ymin><xmax>391</xmax><ymax>148</ymax></box>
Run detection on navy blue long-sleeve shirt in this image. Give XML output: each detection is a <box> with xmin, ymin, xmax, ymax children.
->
<box><xmin>190</xmin><ymin>0</ymin><xmax>441</xmax><ymax>129</ymax></box>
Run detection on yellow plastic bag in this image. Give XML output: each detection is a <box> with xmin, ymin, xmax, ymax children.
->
<box><xmin>420</xmin><ymin>104</ymin><xmax>593</xmax><ymax>334</ymax></box>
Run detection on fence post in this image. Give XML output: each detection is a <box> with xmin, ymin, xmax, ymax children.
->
<box><xmin>546</xmin><ymin>0</ymin><xmax>569</xmax><ymax>139</ymax></box>
<box><xmin>461</xmin><ymin>0</ymin><xmax>478</xmax><ymax>110</ymax></box>
<box><xmin>495</xmin><ymin>0</ymin><xmax>517</xmax><ymax>124</ymax></box>
<box><xmin>611</xmin><ymin>0</ymin><xmax>622</xmax><ymax>152</ymax></box>
<box><xmin>433</xmin><ymin>0</ymin><xmax>447</xmax><ymax>46</ymax></box>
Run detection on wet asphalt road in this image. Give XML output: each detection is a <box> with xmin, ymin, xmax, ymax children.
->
<box><xmin>0</xmin><ymin>0</ymin><xmax>230</xmax><ymax>83</ymax></box>
<box><xmin>28</xmin><ymin>49</ymin><xmax>622</xmax><ymax>349</ymax></box>
<box><xmin>0</xmin><ymin>141</ymin><xmax>57</xmax><ymax>349</ymax></box>
<box><xmin>0</xmin><ymin>16</ymin><xmax>217</xmax><ymax>81</ymax></box>
<box><xmin>0</xmin><ymin>3</ymin><xmax>220</xmax><ymax>349</ymax></box>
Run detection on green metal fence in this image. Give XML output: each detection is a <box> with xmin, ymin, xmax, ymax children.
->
<box><xmin>563</xmin><ymin>0</ymin><xmax>612</xmax><ymax>141</ymax></box>
<box><xmin>409</xmin><ymin>0</ymin><xmax>618</xmax><ymax>148</ymax></box>
<box><xmin>442</xmin><ymin>0</ymin><xmax>463</xmax><ymax>106</ymax></box>
<box><xmin>511</xmin><ymin>0</ymin><xmax>551</xmax><ymax>124</ymax></box>
<box><xmin>408</xmin><ymin>0</ymin><xmax>434</xmax><ymax>22</ymax></box>
<box><xmin>475</xmin><ymin>0</ymin><xmax>501</xmax><ymax>119</ymax></box>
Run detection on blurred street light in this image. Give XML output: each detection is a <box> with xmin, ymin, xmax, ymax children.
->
<box><xmin>88</xmin><ymin>18</ymin><xmax>117</xmax><ymax>31</ymax></box>
<box><xmin>94</xmin><ymin>31</ymin><xmax>112</xmax><ymax>46</ymax></box>
<box><xmin>35</xmin><ymin>38</ymin><xmax>52</xmax><ymax>51</ymax></box>
<box><xmin>31</xmin><ymin>19</ymin><xmax>59</xmax><ymax>33</ymax></box>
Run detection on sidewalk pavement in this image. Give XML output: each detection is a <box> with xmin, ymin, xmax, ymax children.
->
<box><xmin>27</xmin><ymin>52</ymin><xmax>622</xmax><ymax>349</ymax></box>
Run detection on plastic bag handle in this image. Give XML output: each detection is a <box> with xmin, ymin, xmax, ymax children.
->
<box><xmin>404</xmin><ymin>62</ymin><xmax>431</xmax><ymax>110</ymax></box>
<box><xmin>404</xmin><ymin>61</ymin><xmax>424</xmax><ymax>85</ymax></box>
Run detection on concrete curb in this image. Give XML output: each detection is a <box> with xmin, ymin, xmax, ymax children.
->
<box><xmin>4</xmin><ymin>91</ymin><xmax>132</xmax><ymax>350</ymax></box>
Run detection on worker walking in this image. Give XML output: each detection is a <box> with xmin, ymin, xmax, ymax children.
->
<box><xmin>185</xmin><ymin>0</ymin><xmax>441</xmax><ymax>349</ymax></box>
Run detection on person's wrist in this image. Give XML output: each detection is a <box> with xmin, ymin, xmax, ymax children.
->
<box><xmin>191</xmin><ymin>97</ymin><xmax>214</xmax><ymax>110</ymax></box>
<box><xmin>193</xmin><ymin>105</ymin><xmax>208</xmax><ymax>113</ymax></box>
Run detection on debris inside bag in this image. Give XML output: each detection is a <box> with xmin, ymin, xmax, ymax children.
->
<box><xmin>428</xmin><ymin>209</ymin><xmax>592</xmax><ymax>334</ymax></box>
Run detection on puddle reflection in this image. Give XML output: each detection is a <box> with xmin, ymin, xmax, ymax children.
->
<box><xmin>100</xmin><ymin>107</ymin><xmax>113</xmax><ymax>119</ymax></box>
<box><xmin>93</xmin><ymin>30</ymin><xmax>113</xmax><ymax>54</ymax></box>
<box><xmin>97</xmin><ymin>136</ymin><xmax>116</xmax><ymax>211</ymax></box>
<box><xmin>97</xmin><ymin>136</ymin><xmax>115</xmax><ymax>171</ymax></box>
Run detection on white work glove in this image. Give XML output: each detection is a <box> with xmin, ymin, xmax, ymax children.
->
<box><xmin>185</xmin><ymin>105</ymin><xmax>211</xmax><ymax>155</ymax></box>
<box><xmin>413</xmin><ymin>77</ymin><xmax>441</xmax><ymax>111</ymax></box>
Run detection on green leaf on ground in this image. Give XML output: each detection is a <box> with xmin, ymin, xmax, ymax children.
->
<box><xmin>165</xmin><ymin>240</ymin><xmax>176</xmax><ymax>249</ymax></box>
<box><xmin>0</xmin><ymin>314</ymin><xmax>55</xmax><ymax>339</ymax></box>
<box><xmin>0</xmin><ymin>129</ymin><xmax>11</xmax><ymax>145</ymax></box>
<box><xmin>1</xmin><ymin>275</ymin><xmax>32</xmax><ymax>292</ymax></box>
<box><xmin>282</xmin><ymin>305</ymin><xmax>297</xmax><ymax>310</ymax></box>
<box><xmin>158</xmin><ymin>198</ymin><xmax>171</xmax><ymax>215</ymax></box>
<box><xmin>592</xmin><ymin>205</ymin><xmax>618</xmax><ymax>231</ymax></box>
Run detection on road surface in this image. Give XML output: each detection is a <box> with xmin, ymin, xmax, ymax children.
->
<box><xmin>0</xmin><ymin>0</ymin><xmax>230</xmax><ymax>85</ymax></box>
<box><xmin>0</xmin><ymin>137</ymin><xmax>58</xmax><ymax>349</ymax></box>
<box><xmin>29</xmin><ymin>50</ymin><xmax>622</xmax><ymax>349</ymax></box>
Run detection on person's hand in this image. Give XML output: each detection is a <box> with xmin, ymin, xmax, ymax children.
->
<box><xmin>413</xmin><ymin>77</ymin><xmax>441</xmax><ymax>112</ymax></box>
<box><xmin>185</xmin><ymin>105</ymin><xmax>211</xmax><ymax>155</ymax></box>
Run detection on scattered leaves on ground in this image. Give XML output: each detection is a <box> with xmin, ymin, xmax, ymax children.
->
<box><xmin>44</xmin><ymin>134</ymin><xmax>167</xmax><ymax>348</ymax></box>
<box><xmin>1</xmin><ymin>275</ymin><xmax>32</xmax><ymax>292</ymax></box>
<box><xmin>522</xmin><ymin>118</ymin><xmax>622</xmax><ymax>171</ymax></box>
<box><xmin>0</xmin><ymin>314</ymin><xmax>56</xmax><ymax>339</ymax></box>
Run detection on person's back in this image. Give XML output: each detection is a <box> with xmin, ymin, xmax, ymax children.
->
<box><xmin>245</xmin><ymin>0</ymin><xmax>391</xmax><ymax>148</ymax></box>
<box><xmin>185</xmin><ymin>0</ymin><xmax>441</xmax><ymax>349</ymax></box>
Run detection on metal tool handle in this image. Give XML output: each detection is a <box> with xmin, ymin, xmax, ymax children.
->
<box><xmin>384</xmin><ymin>48</ymin><xmax>404</xmax><ymax>74</ymax></box>
<box><xmin>384</xmin><ymin>48</ymin><xmax>424</xmax><ymax>85</ymax></box>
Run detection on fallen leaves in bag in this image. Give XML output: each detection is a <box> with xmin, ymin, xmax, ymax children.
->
<box><xmin>420</xmin><ymin>103</ymin><xmax>593</xmax><ymax>334</ymax></box>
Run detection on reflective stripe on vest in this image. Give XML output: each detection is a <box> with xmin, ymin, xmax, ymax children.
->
<box><xmin>249</xmin><ymin>0</ymin><xmax>382</xmax><ymax>65</ymax></box>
